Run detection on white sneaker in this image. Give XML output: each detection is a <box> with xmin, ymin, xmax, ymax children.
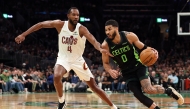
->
<box><xmin>168</xmin><ymin>87</ymin><xmax>184</xmax><ymax>105</ymax></box>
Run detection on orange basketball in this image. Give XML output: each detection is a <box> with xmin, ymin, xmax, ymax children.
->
<box><xmin>140</xmin><ymin>48</ymin><xmax>158</xmax><ymax>66</ymax></box>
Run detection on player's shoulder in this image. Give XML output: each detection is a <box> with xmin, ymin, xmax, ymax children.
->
<box><xmin>53</xmin><ymin>19</ymin><xmax>64</xmax><ymax>24</ymax></box>
<box><xmin>122</xmin><ymin>31</ymin><xmax>135</xmax><ymax>36</ymax></box>
<box><xmin>123</xmin><ymin>31</ymin><xmax>138</xmax><ymax>39</ymax></box>
<box><xmin>51</xmin><ymin>19</ymin><xmax>65</xmax><ymax>28</ymax></box>
<box><xmin>78</xmin><ymin>24</ymin><xmax>86</xmax><ymax>29</ymax></box>
<box><xmin>78</xmin><ymin>24</ymin><xmax>89</xmax><ymax>33</ymax></box>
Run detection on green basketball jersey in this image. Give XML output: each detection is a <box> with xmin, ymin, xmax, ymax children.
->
<box><xmin>105</xmin><ymin>31</ymin><xmax>143</xmax><ymax>73</ymax></box>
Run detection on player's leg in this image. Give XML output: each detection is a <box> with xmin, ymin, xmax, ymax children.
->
<box><xmin>85</xmin><ymin>78</ymin><xmax>119</xmax><ymax>109</ymax></box>
<box><xmin>128</xmin><ymin>81</ymin><xmax>160</xmax><ymax>109</ymax></box>
<box><xmin>54</xmin><ymin>64</ymin><xmax>67</xmax><ymax>98</ymax></box>
<box><xmin>54</xmin><ymin>60</ymin><xmax>71</xmax><ymax>109</ymax></box>
<box><xmin>71</xmin><ymin>58</ymin><xmax>119</xmax><ymax>109</ymax></box>
<box><xmin>137</xmin><ymin>66</ymin><xmax>184</xmax><ymax>105</ymax></box>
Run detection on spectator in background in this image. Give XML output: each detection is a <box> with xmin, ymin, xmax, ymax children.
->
<box><xmin>47</xmin><ymin>71</ymin><xmax>54</xmax><ymax>92</ymax></box>
<box><xmin>70</xmin><ymin>73</ymin><xmax>79</xmax><ymax>92</ymax></box>
<box><xmin>22</xmin><ymin>61</ymin><xmax>30</xmax><ymax>70</ymax></box>
<box><xmin>62</xmin><ymin>77</ymin><xmax>71</xmax><ymax>92</ymax></box>
<box><xmin>158</xmin><ymin>72</ymin><xmax>165</xmax><ymax>85</ymax></box>
<box><xmin>0</xmin><ymin>76</ymin><xmax>3</xmax><ymax>93</ymax></box>
<box><xmin>31</xmin><ymin>71</ymin><xmax>41</xmax><ymax>92</ymax></box>
<box><xmin>38</xmin><ymin>71</ymin><xmax>48</xmax><ymax>92</ymax></box>
<box><xmin>111</xmin><ymin>78</ymin><xmax>119</xmax><ymax>93</ymax></box>
<box><xmin>179</xmin><ymin>70</ymin><xmax>187</xmax><ymax>79</ymax></box>
<box><xmin>117</xmin><ymin>77</ymin><xmax>126</xmax><ymax>93</ymax></box>
<box><xmin>149</xmin><ymin>71</ymin><xmax>158</xmax><ymax>85</ymax></box>
<box><xmin>75</xmin><ymin>80</ymin><xmax>87</xmax><ymax>92</ymax></box>
<box><xmin>10</xmin><ymin>70</ymin><xmax>24</xmax><ymax>93</ymax></box>
<box><xmin>17</xmin><ymin>70</ymin><xmax>28</xmax><ymax>92</ymax></box>
<box><xmin>168</xmin><ymin>72</ymin><xmax>179</xmax><ymax>90</ymax></box>
<box><xmin>90</xmin><ymin>64</ymin><xmax>97</xmax><ymax>73</ymax></box>
<box><xmin>24</xmin><ymin>71</ymin><xmax>33</xmax><ymax>92</ymax></box>
<box><xmin>186</xmin><ymin>71</ymin><xmax>190</xmax><ymax>79</ymax></box>
<box><xmin>35</xmin><ymin>64</ymin><xmax>41</xmax><ymax>71</ymax></box>
<box><xmin>102</xmin><ymin>76</ymin><xmax>111</xmax><ymax>91</ymax></box>
<box><xmin>0</xmin><ymin>70</ymin><xmax>12</xmax><ymax>92</ymax></box>
<box><xmin>96</xmin><ymin>72</ymin><xmax>104</xmax><ymax>89</ymax></box>
<box><xmin>162</xmin><ymin>73</ymin><xmax>169</xmax><ymax>88</ymax></box>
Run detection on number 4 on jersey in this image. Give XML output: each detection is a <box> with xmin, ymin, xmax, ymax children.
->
<box><xmin>67</xmin><ymin>46</ymin><xmax>72</xmax><ymax>53</ymax></box>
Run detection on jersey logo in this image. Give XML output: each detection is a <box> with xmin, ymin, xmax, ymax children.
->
<box><xmin>122</xmin><ymin>42</ymin><xmax>127</xmax><ymax>45</ymax></box>
<box><xmin>62</xmin><ymin>36</ymin><xmax>78</xmax><ymax>53</ymax></box>
<box><xmin>73</xmin><ymin>31</ymin><xmax>78</xmax><ymax>35</ymax></box>
<box><xmin>111</xmin><ymin>46</ymin><xmax>116</xmax><ymax>49</ymax></box>
<box><xmin>135</xmin><ymin>63</ymin><xmax>139</xmax><ymax>66</ymax></box>
<box><xmin>83</xmin><ymin>62</ymin><xmax>88</xmax><ymax>70</ymax></box>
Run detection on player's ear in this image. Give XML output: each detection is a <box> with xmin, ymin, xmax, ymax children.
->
<box><xmin>115</xmin><ymin>27</ymin><xmax>119</xmax><ymax>31</ymax></box>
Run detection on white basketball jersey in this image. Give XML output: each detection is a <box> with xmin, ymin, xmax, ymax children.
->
<box><xmin>58</xmin><ymin>21</ymin><xmax>86</xmax><ymax>62</ymax></box>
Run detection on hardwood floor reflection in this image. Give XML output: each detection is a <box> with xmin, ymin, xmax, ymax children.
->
<box><xmin>0</xmin><ymin>92</ymin><xmax>189</xmax><ymax>109</ymax></box>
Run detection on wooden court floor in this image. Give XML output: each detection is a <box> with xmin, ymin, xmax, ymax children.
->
<box><xmin>0</xmin><ymin>92</ymin><xmax>190</xmax><ymax>109</ymax></box>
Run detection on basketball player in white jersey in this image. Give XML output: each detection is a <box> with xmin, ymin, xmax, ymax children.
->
<box><xmin>15</xmin><ymin>7</ymin><xmax>119</xmax><ymax>109</ymax></box>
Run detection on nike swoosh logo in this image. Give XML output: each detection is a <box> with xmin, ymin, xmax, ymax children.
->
<box><xmin>122</xmin><ymin>42</ymin><xmax>127</xmax><ymax>45</ymax></box>
<box><xmin>135</xmin><ymin>63</ymin><xmax>139</xmax><ymax>66</ymax></box>
<box><xmin>111</xmin><ymin>46</ymin><xmax>116</xmax><ymax>49</ymax></box>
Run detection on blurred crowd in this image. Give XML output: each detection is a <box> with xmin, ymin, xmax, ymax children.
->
<box><xmin>0</xmin><ymin>0</ymin><xmax>190</xmax><ymax>94</ymax></box>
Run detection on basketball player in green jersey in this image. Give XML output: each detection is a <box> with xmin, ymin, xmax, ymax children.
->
<box><xmin>101</xmin><ymin>19</ymin><xmax>184</xmax><ymax>109</ymax></box>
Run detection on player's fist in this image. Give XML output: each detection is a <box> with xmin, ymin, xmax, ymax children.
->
<box><xmin>15</xmin><ymin>34</ymin><xmax>25</xmax><ymax>44</ymax></box>
<box><xmin>108</xmin><ymin>69</ymin><xmax>119</xmax><ymax>79</ymax></box>
<box><xmin>148</xmin><ymin>47</ymin><xmax>158</xmax><ymax>60</ymax></box>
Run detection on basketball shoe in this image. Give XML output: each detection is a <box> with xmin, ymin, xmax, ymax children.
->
<box><xmin>165</xmin><ymin>87</ymin><xmax>184</xmax><ymax>105</ymax></box>
<box><xmin>57</xmin><ymin>100</ymin><xmax>67</xmax><ymax>109</ymax></box>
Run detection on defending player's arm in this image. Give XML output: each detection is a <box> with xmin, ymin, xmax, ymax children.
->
<box><xmin>15</xmin><ymin>20</ymin><xmax>63</xmax><ymax>44</ymax></box>
<box><xmin>79</xmin><ymin>26</ymin><xmax>101</xmax><ymax>51</ymax></box>
<box><xmin>101</xmin><ymin>41</ymin><xmax>118</xmax><ymax>79</ymax></box>
<box><xmin>80</xmin><ymin>26</ymin><xmax>113</xmax><ymax>57</ymax></box>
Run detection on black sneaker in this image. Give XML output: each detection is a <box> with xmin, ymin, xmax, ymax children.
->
<box><xmin>57</xmin><ymin>101</ymin><xmax>67</xmax><ymax>109</ymax></box>
<box><xmin>167</xmin><ymin>87</ymin><xmax>184</xmax><ymax>105</ymax></box>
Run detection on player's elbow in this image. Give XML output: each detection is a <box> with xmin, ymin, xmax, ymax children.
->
<box><xmin>37</xmin><ymin>22</ymin><xmax>44</xmax><ymax>28</ymax></box>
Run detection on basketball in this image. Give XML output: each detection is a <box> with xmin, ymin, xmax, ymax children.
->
<box><xmin>140</xmin><ymin>48</ymin><xmax>158</xmax><ymax>66</ymax></box>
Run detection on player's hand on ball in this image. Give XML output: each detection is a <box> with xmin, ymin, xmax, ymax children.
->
<box><xmin>15</xmin><ymin>34</ymin><xmax>25</xmax><ymax>44</ymax></box>
<box><xmin>148</xmin><ymin>47</ymin><xmax>158</xmax><ymax>59</ymax></box>
<box><xmin>108</xmin><ymin>69</ymin><xmax>119</xmax><ymax>79</ymax></box>
<box><xmin>100</xmin><ymin>48</ymin><xmax>114</xmax><ymax>57</ymax></box>
<box><xmin>153</xmin><ymin>49</ymin><xmax>158</xmax><ymax>59</ymax></box>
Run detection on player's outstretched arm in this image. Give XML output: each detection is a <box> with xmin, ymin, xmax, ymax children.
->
<box><xmin>101</xmin><ymin>41</ymin><xmax>118</xmax><ymax>79</ymax></box>
<box><xmin>80</xmin><ymin>26</ymin><xmax>113</xmax><ymax>57</ymax></box>
<box><xmin>101</xmin><ymin>41</ymin><xmax>112</xmax><ymax>72</ymax></box>
<box><xmin>15</xmin><ymin>20</ymin><xmax>63</xmax><ymax>44</ymax></box>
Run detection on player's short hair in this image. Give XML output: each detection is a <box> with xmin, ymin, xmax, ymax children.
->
<box><xmin>67</xmin><ymin>7</ymin><xmax>78</xmax><ymax>14</ymax></box>
<box><xmin>105</xmin><ymin>19</ymin><xmax>119</xmax><ymax>27</ymax></box>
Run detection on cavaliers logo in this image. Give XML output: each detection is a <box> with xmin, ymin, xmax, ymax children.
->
<box><xmin>83</xmin><ymin>62</ymin><xmax>88</xmax><ymax>70</ymax></box>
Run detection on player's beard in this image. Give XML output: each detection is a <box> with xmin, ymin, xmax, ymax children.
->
<box><xmin>69</xmin><ymin>19</ymin><xmax>77</xmax><ymax>26</ymax></box>
<box><xmin>110</xmin><ymin>31</ymin><xmax>117</xmax><ymax>41</ymax></box>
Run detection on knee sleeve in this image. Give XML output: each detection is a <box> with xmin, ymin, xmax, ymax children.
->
<box><xmin>128</xmin><ymin>81</ymin><xmax>154</xmax><ymax>108</ymax></box>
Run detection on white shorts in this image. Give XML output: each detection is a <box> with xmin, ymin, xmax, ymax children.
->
<box><xmin>55</xmin><ymin>56</ymin><xmax>94</xmax><ymax>81</ymax></box>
